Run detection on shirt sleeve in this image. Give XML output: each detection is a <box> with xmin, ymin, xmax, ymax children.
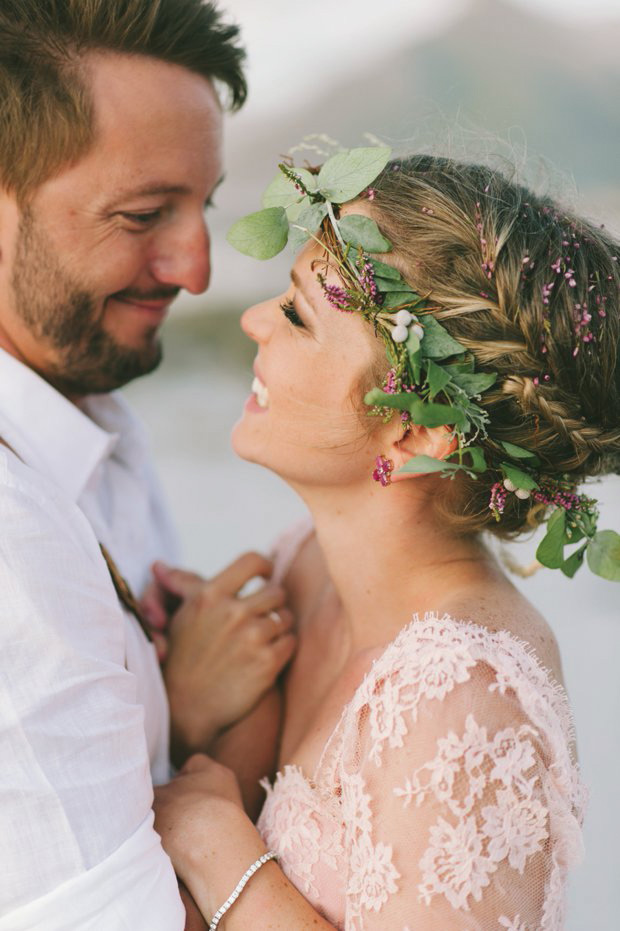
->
<box><xmin>339</xmin><ymin>645</ymin><xmax>584</xmax><ymax>930</ymax></box>
<box><xmin>0</xmin><ymin>463</ymin><xmax>184</xmax><ymax>928</ymax></box>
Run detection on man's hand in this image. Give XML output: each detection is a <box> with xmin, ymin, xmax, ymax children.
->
<box><xmin>153</xmin><ymin>553</ymin><xmax>295</xmax><ymax>764</ymax></box>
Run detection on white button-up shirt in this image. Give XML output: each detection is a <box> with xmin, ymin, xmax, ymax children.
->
<box><xmin>0</xmin><ymin>349</ymin><xmax>186</xmax><ymax>929</ymax></box>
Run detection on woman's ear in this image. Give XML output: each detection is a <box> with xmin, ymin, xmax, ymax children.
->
<box><xmin>388</xmin><ymin>422</ymin><xmax>457</xmax><ymax>483</ymax></box>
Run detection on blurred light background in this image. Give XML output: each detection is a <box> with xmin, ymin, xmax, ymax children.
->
<box><xmin>123</xmin><ymin>1</ymin><xmax>620</xmax><ymax>926</ymax></box>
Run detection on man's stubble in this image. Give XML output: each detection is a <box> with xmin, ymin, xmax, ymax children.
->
<box><xmin>10</xmin><ymin>207</ymin><xmax>163</xmax><ymax>396</ymax></box>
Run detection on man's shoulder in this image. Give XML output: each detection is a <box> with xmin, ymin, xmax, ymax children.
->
<box><xmin>0</xmin><ymin>446</ymin><xmax>101</xmax><ymax>561</ymax></box>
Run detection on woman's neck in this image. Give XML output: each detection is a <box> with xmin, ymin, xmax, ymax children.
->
<box><xmin>295</xmin><ymin>477</ymin><xmax>495</xmax><ymax>653</ymax></box>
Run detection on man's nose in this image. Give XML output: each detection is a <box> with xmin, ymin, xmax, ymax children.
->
<box><xmin>150</xmin><ymin>219</ymin><xmax>211</xmax><ymax>295</ymax></box>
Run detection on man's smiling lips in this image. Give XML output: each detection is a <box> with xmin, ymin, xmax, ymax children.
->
<box><xmin>111</xmin><ymin>291</ymin><xmax>180</xmax><ymax>322</ymax></box>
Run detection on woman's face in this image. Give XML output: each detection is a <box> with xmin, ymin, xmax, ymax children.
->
<box><xmin>232</xmin><ymin>240</ymin><xmax>383</xmax><ymax>489</ymax></box>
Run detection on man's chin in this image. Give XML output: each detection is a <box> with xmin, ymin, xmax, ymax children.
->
<box><xmin>47</xmin><ymin>339</ymin><xmax>163</xmax><ymax>397</ymax></box>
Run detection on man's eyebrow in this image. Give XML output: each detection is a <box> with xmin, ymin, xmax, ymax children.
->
<box><xmin>104</xmin><ymin>175</ymin><xmax>226</xmax><ymax>210</ymax></box>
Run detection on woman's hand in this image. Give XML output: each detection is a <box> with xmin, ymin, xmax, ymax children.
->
<box><xmin>154</xmin><ymin>754</ymin><xmax>266</xmax><ymax>920</ymax></box>
<box><xmin>150</xmin><ymin>553</ymin><xmax>296</xmax><ymax>764</ymax></box>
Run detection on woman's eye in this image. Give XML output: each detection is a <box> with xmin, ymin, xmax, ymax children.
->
<box><xmin>280</xmin><ymin>300</ymin><xmax>305</xmax><ymax>328</ymax></box>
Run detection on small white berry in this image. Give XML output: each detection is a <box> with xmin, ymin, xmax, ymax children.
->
<box><xmin>392</xmin><ymin>324</ymin><xmax>409</xmax><ymax>343</ymax></box>
<box><xmin>503</xmin><ymin>478</ymin><xmax>517</xmax><ymax>492</ymax></box>
<box><xmin>515</xmin><ymin>488</ymin><xmax>531</xmax><ymax>500</ymax></box>
<box><xmin>394</xmin><ymin>309</ymin><xmax>412</xmax><ymax>327</ymax></box>
<box><xmin>411</xmin><ymin>324</ymin><xmax>424</xmax><ymax>340</ymax></box>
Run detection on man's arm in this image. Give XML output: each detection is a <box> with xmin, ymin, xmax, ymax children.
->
<box><xmin>0</xmin><ymin>465</ymin><xmax>184</xmax><ymax>928</ymax></box>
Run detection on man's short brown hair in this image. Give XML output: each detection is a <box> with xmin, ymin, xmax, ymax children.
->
<box><xmin>0</xmin><ymin>0</ymin><xmax>247</xmax><ymax>199</ymax></box>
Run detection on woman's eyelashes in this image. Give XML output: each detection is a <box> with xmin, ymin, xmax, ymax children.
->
<box><xmin>280</xmin><ymin>299</ymin><xmax>305</xmax><ymax>329</ymax></box>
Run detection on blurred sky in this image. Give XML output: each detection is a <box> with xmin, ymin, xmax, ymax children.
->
<box><xmin>218</xmin><ymin>0</ymin><xmax>620</xmax><ymax>118</ymax></box>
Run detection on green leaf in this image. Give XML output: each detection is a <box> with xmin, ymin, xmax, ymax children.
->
<box><xmin>451</xmin><ymin>446</ymin><xmax>488</xmax><ymax>473</ymax></box>
<box><xmin>444</xmin><ymin>359</ymin><xmax>475</xmax><ymax>375</ymax></box>
<box><xmin>285</xmin><ymin>200</ymin><xmax>306</xmax><ymax>223</ymax></box>
<box><xmin>426</xmin><ymin>359</ymin><xmax>452</xmax><ymax>399</ymax></box>
<box><xmin>408</xmin><ymin>396</ymin><xmax>466</xmax><ymax>429</ymax></box>
<box><xmin>419</xmin><ymin>315</ymin><xmax>466</xmax><ymax>360</ymax></box>
<box><xmin>364</xmin><ymin>389</ymin><xmax>463</xmax><ymax>427</ymax></box>
<box><xmin>398</xmin><ymin>450</ymin><xmax>483</xmax><ymax>480</ymax></box>
<box><xmin>560</xmin><ymin>543</ymin><xmax>588</xmax><ymax>578</ymax></box>
<box><xmin>586</xmin><ymin>530</ymin><xmax>620</xmax><ymax>581</ymax></box>
<box><xmin>375</xmin><ymin>276</ymin><xmax>415</xmax><ymax>293</ymax></box>
<box><xmin>338</xmin><ymin>214</ymin><xmax>391</xmax><ymax>252</ymax></box>
<box><xmin>449</xmin><ymin>371</ymin><xmax>497</xmax><ymax>398</ymax></box>
<box><xmin>536</xmin><ymin>508</ymin><xmax>566</xmax><ymax>569</ymax></box>
<box><xmin>317</xmin><ymin>146</ymin><xmax>391</xmax><ymax>202</ymax></box>
<box><xmin>262</xmin><ymin>172</ymin><xmax>303</xmax><ymax>209</ymax></box>
<box><xmin>288</xmin><ymin>203</ymin><xmax>328</xmax><ymax>252</ymax></box>
<box><xmin>408</xmin><ymin>345</ymin><xmax>423</xmax><ymax>383</ymax></box>
<box><xmin>227</xmin><ymin>207</ymin><xmax>289</xmax><ymax>260</ymax></box>
<box><xmin>399</xmin><ymin>455</ymin><xmax>447</xmax><ymax>475</ymax></box>
<box><xmin>501</xmin><ymin>462</ymin><xmax>539</xmax><ymax>491</ymax></box>
<box><xmin>381</xmin><ymin>291</ymin><xmax>418</xmax><ymax>309</ymax></box>
<box><xmin>500</xmin><ymin>440</ymin><xmax>539</xmax><ymax>462</ymax></box>
<box><xmin>370</xmin><ymin>258</ymin><xmax>402</xmax><ymax>280</ymax></box>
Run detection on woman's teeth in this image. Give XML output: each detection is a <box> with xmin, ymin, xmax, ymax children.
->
<box><xmin>252</xmin><ymin>375</ymin><xmax>270</xmax><ymax>409</ymax></box>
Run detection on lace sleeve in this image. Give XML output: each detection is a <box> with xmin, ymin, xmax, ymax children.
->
<box><xmin>336</xmin><ymin>618</ymin><xmax>585</xmax><ymax>931</ymax></box>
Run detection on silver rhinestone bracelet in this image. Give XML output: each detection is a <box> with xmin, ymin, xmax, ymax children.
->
<box><xmin>208</xmin><ymin>851</ymin><xmax>278</xmax><ymax>930</ymax></box>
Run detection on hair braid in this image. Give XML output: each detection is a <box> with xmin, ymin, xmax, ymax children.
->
<box><xmin>367</xmin><ymin>154</ymin><xmax>620</xmax><ymax>537</ymax></box>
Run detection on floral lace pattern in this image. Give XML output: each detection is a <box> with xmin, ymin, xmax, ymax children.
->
<box><xmin>257</xmin><ymin>614</ymin><xmax>586</xmax><ymax>930</ymax></box>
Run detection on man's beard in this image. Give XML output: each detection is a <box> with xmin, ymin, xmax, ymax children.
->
<box><xmin>10</xmin><ymin>208</ymin><xmax>167</xmax><ymax>395</ymax></box>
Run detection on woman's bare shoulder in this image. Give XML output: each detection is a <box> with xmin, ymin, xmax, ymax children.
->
<box><xmin>440</xmin><ymin>579</ymin><xmax>564</xmax><ymax>687</ymax></box>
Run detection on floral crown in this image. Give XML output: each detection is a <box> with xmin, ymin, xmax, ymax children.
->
<box><xmin>228</xmin><ymin>144</ymin><xmax>620</xmax><ymax>582</ymax></box>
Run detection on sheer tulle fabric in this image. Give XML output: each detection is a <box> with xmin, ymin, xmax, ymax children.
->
<box><xmin>257</xmin><ymin>614</ymin><xmax>586</xmax><ymax>930</ymax></box>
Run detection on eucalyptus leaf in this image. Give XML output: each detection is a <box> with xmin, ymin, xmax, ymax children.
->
<box><xmin>500</xmin><ymin>440</ymin><xmax>540</xmax><ymax>462</ymax></box>
<box><xmin>406</xmin><ymin>330</ymin><xmax>421</xmax><ymax>361</ymax></box>
<box><xmin>450</xmin><ymin>371</ymin><xmax>497</xmax><ymax>398</ymax></box>
<box><xmin>227</xmin><ymin>207</ymin><xmax>289</xmax><ymax>260</ymax></box>
<box><xmin>426</xmin><ymin>359</ymin><xmax>453</xmax><ymax>399</ymax></box>
<box><xmin>370</xmin><ymin>258</ymin><xmax>402</xmax><ymax>280</ymax></box>
<box><xmin>375</xmin><ymin>277</ymin><xmax>416</xmax><ymax>294</ymax></box>
<box><xmin>501</xmin><ymin>462</ymin><xmax>539</xmax><ymax>491</ymax></box>
<box><xmin>444</xmin><ymin>359</ymin><xmax>475</xmax><ymax>375</ymax></box>
<box><xmin>419</xmin><ymin>315</ymin><xmax>466</xmax><ymax>360</ymax></box>
<box><xmin>317</xmin><ymin>146</ymin><xmax>391</xmax><ymax>202</ymax></box>
<box><xmin>338</xmin><ymin>214</ymin><xmax>391</xmax><ymax>252</ymax></box>
<box><xmin>364</xmin><ymin>389</ymin><xmax>461</xmax><ymax>427</ymax></box>
<box><xmin>448</xmin><ymin>446</ymin><xmax>488</xmax><ymax>473</ymax></box>
<box><xmin>586</xmin><ymin>530</ymin><xmax>620</xmax><ymax>581</ymax></box>
<box><xmin>382</xmin><ymin>291</ymin><xmax>418</xmax><ymax>310</ymax></box>
<box><xmin>285</xmin><ymin>198</ymin><xmax>309</xmax><ymax>223</ymax></box>
<box><xmin>564</xmin><ymin>520</ymin><xmax>585</xmax><ymax>545</ymax></box>
<box><xmin>536</xmin><ymin>508</ymin><xmax>566</xmax><ymax>569</ymax></box>
<box><xmin>408</xmin><ymin>396</ymin><xmax>466</xmax><ymax>429</ymax></box>
<box><xmin>398</xmin><ymin>453</ymin><xmax>481</xmax><ymax>480</ymax></box>
<box><xmin>288</xmin><ymin>203</ymin><xmax>328</xmax><ymax>252</ymax></box>
<box><xmin>410</xmin><ymin>349</ymin><xmax>424</xmax><ymax>384</ymax></box>
<box><xmin>262</xmin><ymin>172</ymin><xmax>303</xmax><ymax>209</ymax></box>
<box><xmin>560</xmin><ymin>543</ymin><xmax>588</xmax><ymax>578</ymax></box>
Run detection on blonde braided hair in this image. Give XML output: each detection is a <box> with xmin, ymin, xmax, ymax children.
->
<box><xmin>368</xmin><ymin>155</ymin><xmax>620</xmax><ymax>538</ymax></box>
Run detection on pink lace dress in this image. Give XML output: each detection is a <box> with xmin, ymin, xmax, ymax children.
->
<box><xmin>257</xmin><ymin>601</ymin><xmax>586</xmax><ymax>929</ymax></box>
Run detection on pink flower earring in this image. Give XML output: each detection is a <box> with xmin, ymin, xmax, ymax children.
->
<box><xmin>372</xmin><ymin>455</ymin><xmax>394</xmax><ymax>487</ymax></box>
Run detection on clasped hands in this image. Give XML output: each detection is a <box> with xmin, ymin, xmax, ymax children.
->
<box><xmin>140</xmin><ymin>551</ymin><xmax>295</xmax><ymax>763</ymax></box>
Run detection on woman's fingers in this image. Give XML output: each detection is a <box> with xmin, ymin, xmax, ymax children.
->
<box><xmin>210</xmin><ymin>551</ymin><xmax>274</xmax><ymax>596</ymax></box>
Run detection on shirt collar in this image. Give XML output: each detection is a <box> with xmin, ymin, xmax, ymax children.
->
<box><xmin>0</xmin><ymin>349</ymin><xmax>122</xmax><ymax>502</ymax></box>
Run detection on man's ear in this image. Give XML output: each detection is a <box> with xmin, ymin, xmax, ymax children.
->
<box><xmin>388</xmin><ymin>422</ymin><xmax>457</xmax><ymax>483</ymax></box>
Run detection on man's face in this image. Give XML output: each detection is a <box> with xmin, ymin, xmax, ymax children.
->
<box><xmin>0</xmin><ymin>52</ymin><xmax>223</xmax><ymax>396</ymax></box>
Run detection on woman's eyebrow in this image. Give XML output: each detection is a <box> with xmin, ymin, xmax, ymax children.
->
<box><xmin>290</xmin><ymin>269</ymin><xmax>319</xmax><ymax>316</ymax></box>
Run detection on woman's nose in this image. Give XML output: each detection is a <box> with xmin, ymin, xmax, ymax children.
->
<box><xmin>240</xmin><ymin>299</ymin><xmax>275</xmax><ymax>343</ymax></box>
